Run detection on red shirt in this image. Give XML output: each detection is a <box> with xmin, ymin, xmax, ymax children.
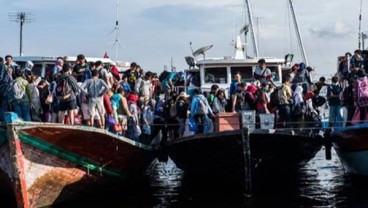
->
<box><xmin>304</xmin><ymin>91</ymin><xmax>315</xmax><ymax>101</ymax></box>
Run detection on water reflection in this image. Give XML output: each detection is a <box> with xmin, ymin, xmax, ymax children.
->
<box><xmin>151</xmin><ymin>149</ymin><xmax>368</xmax><ymax>208</ymax></box>
<box><xmin>147</xmin><ymin>159</ymin><xmax>183</xmax><ymax>207</ymax></box>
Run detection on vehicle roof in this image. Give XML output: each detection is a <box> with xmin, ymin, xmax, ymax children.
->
<box><xmin>13</xmin><ymin>56</ymin><xmax>113</xmax><ymax>63</ymax></box>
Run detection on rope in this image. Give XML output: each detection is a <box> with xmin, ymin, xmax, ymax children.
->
<box><xmin>0</xmin><ymin>119</ymin><xmax>356</xmax><ymax>131</ymax></box>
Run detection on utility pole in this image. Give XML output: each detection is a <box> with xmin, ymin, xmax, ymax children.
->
<box><xmin>108</xmin><ymin>0</ymin><xmax>121</xmax><ymax>61</ymax></box>
<box><xmin>8</xmin><ymin>12</ymin><xmax>36</xmax><ymax>57</ymax></box>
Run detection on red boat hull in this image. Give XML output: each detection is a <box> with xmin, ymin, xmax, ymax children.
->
<box><xmin>0</xmin><ymin>124</ymin><xmax>153</xmax><ymax>208</ymax></box>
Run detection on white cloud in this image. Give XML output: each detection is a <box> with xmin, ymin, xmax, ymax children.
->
<box><xmin>0</xmin><ymin>0</ymin><xmax>365</xmax><ymax>76</ymax></box>
<box><xmin>310</xmin><ymin>21</ymin><xmax>355</xmax><ymax>39</ymax></box>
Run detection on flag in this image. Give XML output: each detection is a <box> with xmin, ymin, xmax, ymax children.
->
<box><xmin>103</xmin><ymin>52</ymin><xmax>109</xmax><ymax>59</ymax></box>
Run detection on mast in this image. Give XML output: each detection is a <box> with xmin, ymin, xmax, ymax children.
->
<box><xmin>244</xmin><ymin>0</ymin><xmax>259</xmax><ymax>57</ymax></box>
<box><xmin>358</xmin><ymin>0</ymin><xmax>363</xmax><ymax>50</ymax></box>
<box><xmin>288</xmin><ymin>0</ymin><xmax>308</xmax><ymax>65</ymax></box>
<box><xmin>115</xmin><ymin>0</ymin><xmax>119</xmax><ymax>61</ymax></box>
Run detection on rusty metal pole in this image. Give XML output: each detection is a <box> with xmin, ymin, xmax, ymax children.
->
<box><xmin>242</xmin><ymin>127</ymin><xmax>252</xmax><ymax>198</ymax></box>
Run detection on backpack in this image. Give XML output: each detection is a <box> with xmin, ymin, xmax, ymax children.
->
<box><xmin>312</xmin><ymin>95</ymin><xmax>327</xmax><ymax>107</ymax></box>
<box><xmin>270</xmin><ymin>86</ymin><xmax>283</xmax><ymax>108</ymax></box>
<box><xmin>196</xmin><ymin>97</ymin><xmax>208</xmax><ymax>116</ymax></box>
<box><xmin>341</xmin><ymin>85</ymin><xmax>353</xmax><ymax>105</ymax></box>
<box><xmin>159</xmin><ymin>71</ymin><xmax>170</xmax><ymax>82</ymax></box>
<box><xmin>356</xmin><ymin>76</ymin><xmax>368</xmax><ymax>107</ymax></box>
<box><xmin>99</xmin><ymin>68</ymin><xmax>107</xmax><ymax>82</ymax></box>
<box><xmin>357</xmin><ymin>77</ymin><xmax>368</xmax><ymax>99</ymax></box>
<box><xmin>10</xmin><ymin>80</ymin><xmax>26</xmax><ymax>101</ymax></box>
<box><xmin>56</xmin><ymin>78</ymin><xmax>72</xmax><ymax>99</ymax></box>
<box><xmin>328</xmin><ymin>84</ymin><xmax>341</xmax><ymax>97</ymax></box>
<box><xmin>0</xmin><ymin>64</ymin><xmax>10</xmax><ymax>84</ymax></box>
<box><xmin>291</xmin><ymin>95</ymin><xmax>304</xmax><ymax>118</ymax></box>
<box><xmin>292</xmin><ymin>69</ymin><xmax>305</xmax><ymax>83</ymax></box>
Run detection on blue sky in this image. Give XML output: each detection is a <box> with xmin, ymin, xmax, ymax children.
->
<box><xmin>0</xmin><ymin>0</ymin><xmax>365</xmax><ymax>77</ymax></box>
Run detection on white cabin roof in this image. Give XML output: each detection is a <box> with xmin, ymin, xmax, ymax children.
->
<box><xmin>196</xmin><ymin>57</ymin><xmax>285</xmax><ymax>66</ymax></box>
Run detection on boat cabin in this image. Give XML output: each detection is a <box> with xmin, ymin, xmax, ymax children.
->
<box><xmin>185</xmin><ymin>56</ymin><xmax>288</xmax><ymax>96</ymax></box>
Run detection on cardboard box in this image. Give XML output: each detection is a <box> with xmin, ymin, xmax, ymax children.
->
<box><xmin>241</xmin><ymin>110</ymin><xmax>256</xmax><ymax>130</ymax></box>
<box><xmin>259</xmin><ymin>113</ymin><xmax>275</xmax><ymax>129</ymax></box>
<box><xmin>215</xmin><ymin>112</ymin><xmax>240</xmax><ymax>132</ymax></box>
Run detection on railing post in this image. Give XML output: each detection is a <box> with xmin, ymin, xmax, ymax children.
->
<box><xmin>241</xmin><ymin>110</ymin><xmax>254</xmax><ymax>198</ymax></box>
<box><xmin>242</xmin><ymin>127</ymin><xmax>252</xmax><ymax>198</ymax></box>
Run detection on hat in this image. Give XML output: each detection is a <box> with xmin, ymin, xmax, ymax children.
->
<box><xmin>26</xmin><ymin>61</ymin><xmax>34</xmax><ymax>69</ymax></box>
<box><xmin>177</xmin><ymin>92</ymin><xmax>190</xmax><ymax>99</ymax></box>
<box><xmin>127</xmin><ymin>93</ymin><xmax>138</xmax><ymax>104</ymax></box>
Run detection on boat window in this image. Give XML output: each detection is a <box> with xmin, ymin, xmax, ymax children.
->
<box><xmin>268</xmin><ymin>66</ymin><xmax>280</xmax><ymax>82</ymax></box>
<box><xmin>231</xmin><ymin>67</ymin><xmax>253</xmax><ymax>83</ymax></box>
<box><xmin>32</xmin><ymin>64</ymin><xmax>43</xmax><ymax>77</ymax></box>
<box><xmin>204</xmin><ymin>67</ymin><xmax>227</xmax><ymax>84</ymax></box>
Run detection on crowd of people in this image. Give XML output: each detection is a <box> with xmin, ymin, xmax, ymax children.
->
<box><xmin>0</xmin><ymin>50</ymin><xmax>366</xmax><ymax>144</ymax></box>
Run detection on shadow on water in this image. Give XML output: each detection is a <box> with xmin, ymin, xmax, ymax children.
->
<box><xmin>151</xmin><ymin>149</ymin><xmax>368</xmax><ymax>208</ymax></box>
<box><xmin>3</xmin><ymin>150</ymin><xmax>368</xmax><ymax>207</ymax></box>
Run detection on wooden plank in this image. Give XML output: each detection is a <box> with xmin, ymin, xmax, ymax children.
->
<box><xmin>7</xmin><ymin>124</ymin><xmax>30</xmax><ymax>208</ymax></box>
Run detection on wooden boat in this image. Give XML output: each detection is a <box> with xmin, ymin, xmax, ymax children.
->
<box><xmin>165</xmin><ymin>128</ymin><xmax>323</xmax><ymax>190</ymax></box>
<box><xmin>329</xmin><ymin>123</ymin><xmax>368</xmax><ymax>176</ymax></box>
<box><xmin>0</xmin><ymin>113</ymin><xmax>154</xmax><ymax>208</ymax></box>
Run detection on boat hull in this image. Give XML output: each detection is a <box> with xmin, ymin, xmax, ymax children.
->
<box><xmin>166</xmin><ymin>129</ymin><xmax>323</xmax><ymax>189</ymax></box>
<box><xmin>0</xmin><ymin>123</ymin><xmax>154</xmax><ymax>208</ymax></box>
<box><xmin>330</xmin><ymin>124</ymin><xmax>368</xmax><ymax>176</ymax></box>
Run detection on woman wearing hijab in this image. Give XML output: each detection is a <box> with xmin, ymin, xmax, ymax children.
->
<box><xmin>291</xmin><ymin>85</ymin><xmax>305</xmax><ymax>128</ymax></box>
<box><xmin>244</xmin><ymin>85</ymin><xmax>258</xmax><ymax>111</ymax></box>
<box><xmin>212</xmin><ymin>89</ymin><xmax>227</xmax><ymax>114</ymax></box>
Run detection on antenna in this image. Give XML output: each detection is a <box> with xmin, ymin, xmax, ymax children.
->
<box><xmin>8</xmin><ymin>12</ymin><xmax>36</xmax><ymax>57</ymax></box>
<box><xmin>170</xmin><ymin>58</ymin><xmax>176</xmax><ymax>72</ymax></box>
<box><xmin>240</xmin><ymin>24</ymin><xmax>249</xmax><ymax>57</ymax></box>
<box><xmin>362</xmin><ymin>32</ymin><xmax>368</xmax><ymax>49</ymax></box>
<box><xmin>108</xmin><ymin>0</ymin><xmax>121</xmax><ymax>61</ymax></box>
<box><xmin>189</xmin><ymin>42</ymin><xmax>195</xmax><ymax>56</ymax></box>
<box><xmin>193</xmin><ymin>45</ymin><xmax>213</xmax><ymax>60</ymax></box>
<box><xmin>358</xmin><ymin>0</ymin><xmax>363</xmax><ymax>50</ymax></box>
